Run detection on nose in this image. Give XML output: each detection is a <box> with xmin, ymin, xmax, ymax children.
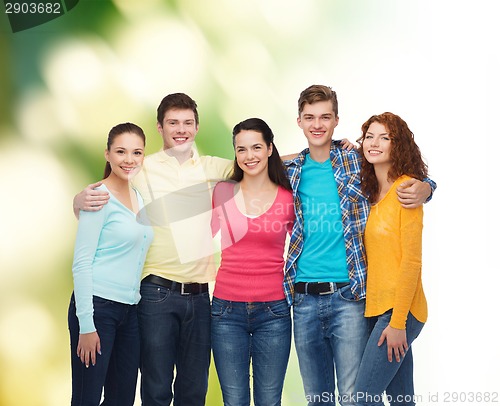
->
<box><xmin>370</xmin><ymin>136</ymin><xmax>379</xmax><ymax>147</ymax></box>
<box><xmin>124</xmin><ymin>152</ymin><xmax>134</xmax><ymax>163</ymax></box>
<box><xmin>312</xmin><ymin>117</ymin><xmax>322</xmax><ymax>128</ymax></box>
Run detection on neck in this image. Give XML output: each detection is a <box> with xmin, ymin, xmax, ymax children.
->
<box><xmin>308</xmin><ymin>144</ymin><xmax>330</xmax><ymax>162</ymax></box>
<box><xmin>239</xmin><ymin>173</ymin><xmax>274</xmax><ymax>192</ymax></box>
<box><xmin>164</xmin><ymin>144</ymin><xmax>193</xmax><ymax>165</ymax></box>
<box><xmin>373</xmin><ymin>163</ymin><xmax>394</xmax><ymax>200</ymax></box>
<box><xmin>103</xmin><ymin>173</ymin><xmax>131</xmax><ymax>193</ymax></box>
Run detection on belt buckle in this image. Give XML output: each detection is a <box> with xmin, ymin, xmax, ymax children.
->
<box><xmin>319</xmin><ymin>282</ymin><xmax>334</xmax><ymax>295</ymax></box>
<box><xmin>180</xmin><ymin>283</ymin><xmax>190</xmax><ymax>295</ymax></box>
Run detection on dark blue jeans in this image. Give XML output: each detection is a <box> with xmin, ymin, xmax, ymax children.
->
<box><xmin>211</xmin><ymin>297</ymin><xmax>292</xmax><ymax>406</ymax></box>
<box><xmin>68</xmin><ymin>294</ymin><xmax>140</xmax><ymax>406</ymax></box>
<box><xmin>138</xmin><ymin>281</ymin><xmax>211</xmax><ymax>406</ymax></box>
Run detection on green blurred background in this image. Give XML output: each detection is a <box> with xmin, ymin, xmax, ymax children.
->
<box><xmin>1</xmin><ymin>0</ymin><xmax>499</xmax><ymax>405</ymax></box>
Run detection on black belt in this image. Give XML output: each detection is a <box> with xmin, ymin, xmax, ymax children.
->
<box><xmin>142</xmin><ymin>274</ymin><xmax>209</xmax><ymax>295</ymax></box>
<box><xmin>294</xmin><ymin>281</ymin><xmax>349</xmax><ymax>295</ymax></box>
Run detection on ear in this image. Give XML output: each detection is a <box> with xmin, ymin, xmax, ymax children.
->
<box><xmin>156</xmin><ymin>121</ymin><xmax>163</xmax><ymax>133</ymax></box>
<box><xmin>268</xmin><ymin>142</ymin><xmax>273</xmax><ymax>157</ymax></box>
<box><xmin>297</xmin><ymin>116</ymin><xmax>302</xmax><ymax>129</ymax></box>
<box><xmin>104</xmin><ymin>149</ymin><xmax>109</xmax><ymax>161</ymax></box>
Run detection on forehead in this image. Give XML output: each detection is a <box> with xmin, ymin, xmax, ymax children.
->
<box><xmin>300</xmin><ymin>100</ymin><xmax>335</xmax><ymax>116</ymax></box>
<box><xmin>110</xmin><ymin>132</ymin><xmax>144</xmax><ymax>147</ymax></box>
<box><xmin>162</xmin><ymin>108</ymin><xmax>196</xmax><ymax>122</ymax></box>
<box><xmin>234</xmin><ymin>130</ymin><xmax>264</xmax><ymax>145</ymax></box>
<box><xmin>367</xmin><ymin>121</ymin><xmax>388</xmax><ymax>133</ymax></box>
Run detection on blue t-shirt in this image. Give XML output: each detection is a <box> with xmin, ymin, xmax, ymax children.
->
<box><xmin>296</xmin><ymin>154</ymin><xmax>349</xmax><ymax>282</ymax></box>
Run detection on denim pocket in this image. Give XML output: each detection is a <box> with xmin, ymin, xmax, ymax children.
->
<box><xmin>211</xmin><ymin>297</ymin><xmax>231</xmax><ymax>318</ymax></box>
<box><xmin>139</xmin><ymin>283</ymin><xmax>171</xmax><ymax>303</ymax></box>
<box><xmin>292</xmin><ymin>292</ymin><xmax>305</xmax><ymax>307</ymax></box>
<box><xmin>93</xmin><ymin>296</ymin><xmax>114</xmax><ymax>307</ymax></box>
<box><xmin>266</xmin><ymin>300</ymin><xmax>290</xmax><ymax>317</ymax></box>
<box><xmin>338</xmin><ymin>284</ymin><xmax>359</xmax><ymax>302</ymax></box>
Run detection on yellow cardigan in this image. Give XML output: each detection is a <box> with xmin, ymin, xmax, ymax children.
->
<box><xmin>364</xmin><ymin>175</ymin><xmax>427</xmax><ymax>329</ymax></box>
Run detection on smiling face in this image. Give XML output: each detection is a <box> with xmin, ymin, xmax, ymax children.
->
<box><xmin>362</xmin><ymin>121</ymin><xmax>392</xmax><ymax>167</ymax></box>
<box><xmin>297</xmin><ymin>100</ymin><xmax>339</xmax><ymax>156</ymax></box>
<box><xmin>157</xmin><ymin>108</ymin><xmax>199</xmax><ymax>154</ymax></box>
<box><xmin>234</xmin><ymin>129</ymin><xmax>272</xmax><ymax>178</ymax></box>
<box><xmin>105</xmin><ymin>132</ymin><xmax>145</xmax><ymax>181</ymax></box>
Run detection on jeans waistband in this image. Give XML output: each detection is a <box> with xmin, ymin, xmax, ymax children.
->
<box><xmin>294</xmin><ymin>281</ymin><xmax>349</xmax><ymax>295</ymax></box>
<box><xmin>142</xmin><ymin>274</ymin><xmax>209</xmax><ymax>295</ymax></box>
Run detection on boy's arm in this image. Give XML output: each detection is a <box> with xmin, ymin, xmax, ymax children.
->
<box><xmin>73</xmin><ymin>181</ymin><xmax>110</xmax><ymax>219</ymax></box>
<box><xmin>397</xmin><ymin>178</ymin><xmax>436</xmax><ymax>209</ymax></box>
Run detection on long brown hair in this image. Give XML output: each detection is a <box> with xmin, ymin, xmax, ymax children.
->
<box><xmin>103</xmin><ymin>122</ymin><xmax>146</xmax><ymax>179</ymax></box>
<box><xmin>230</xmin><ymin>118</ymin><xmax>291</xmax><ymax>191</ymax></box>
<box><xmin>356</xmin><ymin>112</ymin><xmax>428</xmax><ymax>203</ymax></box>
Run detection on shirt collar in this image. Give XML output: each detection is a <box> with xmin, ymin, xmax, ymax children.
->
<box><xmin>156</xmin><ymin>145</ymin><xmax>200</xmax><ymax>165</ymax></box>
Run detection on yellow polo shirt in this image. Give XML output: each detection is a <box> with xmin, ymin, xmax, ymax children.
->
<box><xmin>364</xmin><ymin>175</ymin><xmax>427</xmax><ymax>329</ymax></box>
<box><xmin>133</xmin><ymin>147</ymin><xmax>232</xmax><ymax>283</ymax></box>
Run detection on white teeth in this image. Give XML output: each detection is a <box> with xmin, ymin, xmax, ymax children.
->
<box><xmin>174</xmin><ymin>137</ymin><xmax>187</xmax><ymax>141</ymax></box>
<box><xmin>246</xmin><ymin>162</ymin><xmax>258</xmax><ymax>167</ymax></box>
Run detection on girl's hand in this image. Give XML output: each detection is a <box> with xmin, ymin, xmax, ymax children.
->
<box><xmin>378</xmin><ymin>325</ymin><xmax>408</xmax><ymax>362</ymax></box>
<box><xmin>77</xmin><ymin>331</ymin><xmax>101</xmax><ymax>368</ymax></box>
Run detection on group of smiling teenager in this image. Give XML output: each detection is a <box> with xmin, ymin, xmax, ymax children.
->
<box><xmin>70</xmin><ymin>85</ymin><xmax>435</xmax><ymax>406</ymax></box>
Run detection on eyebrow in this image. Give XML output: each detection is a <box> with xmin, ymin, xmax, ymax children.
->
<box><xmin>366</xmin><ymin>131</ymin><xmax>389</xmax><ymax>135</ymax></box>
<box><xmin>235</xmin><ymin>143</ymin><xmax>264</xmax><ymax>148</ymax></box>
<box><xmin>112</xmin><ymin>146</ymin><xmax>144</xmax><ymax>150</ymax></box>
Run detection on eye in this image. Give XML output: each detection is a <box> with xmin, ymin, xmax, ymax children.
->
<box><xmin>365</xmin><ymin>135</ymin><xmax>373</xmax><ymax>139</ymax></box>
<box><xmin>134</xmin><ymin>151</ymin><xmax>143</xmax><ymax>156</ymax></box>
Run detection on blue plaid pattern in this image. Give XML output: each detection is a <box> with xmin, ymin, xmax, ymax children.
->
<box><xmin>283</xmin><ymin>141</ymin><xmax>369</xmax><ymax>305</ymax></box>
<box><xmin>283</xmin><ymin>141</ymin><xmax>437</xmax><ymax>306</ymax></box>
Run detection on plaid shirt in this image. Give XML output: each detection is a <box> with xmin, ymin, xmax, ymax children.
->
<box><xmin>283</xmin><ymin>141</ymin><xmax>437</xmax><ymax>306</ymax></box>
<box><xmin>283</xmin><ymin>141</ymin><xmax>370</xmax><ymax>306</ymax></box>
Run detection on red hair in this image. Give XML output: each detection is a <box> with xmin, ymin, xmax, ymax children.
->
<box><xmin>356</xmin><ymin>112</ymin><xmax>428</xmax><ymax>204</ymax></box>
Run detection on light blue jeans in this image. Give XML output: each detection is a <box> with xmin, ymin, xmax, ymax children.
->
<box><xmin>211</xmin><ymin>297</ymin><xmax>292</xmax><ymax>406</ymax></box>
<box><xmin>353</xmin><ymin>310</ymin><xmax>425</xmax><ymax>406</ymax></box>
<box><xmin>293</xmin><ymin>285</ymin><xmax>370</xmax><ymax>406</ymax></box>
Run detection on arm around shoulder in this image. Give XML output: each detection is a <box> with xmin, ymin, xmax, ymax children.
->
<box><xmin>73</xmin><ymin>181</ymin><xmax>110</xmax><ymax>219</ymax></box>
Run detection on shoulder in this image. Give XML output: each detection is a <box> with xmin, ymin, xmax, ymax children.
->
<box><xmin>200</xmin><ymin>155</ymin><xmax>233</xmax><ymax>175</ymax></box>
<box><xmin>144</xmin><ymin>150</ymin><xmax>163</xmax><ymax>162</ymax></box>
<box><xmin>331</xmin><ymin>142</ymin><xmax>361</xmax><ymax>160</ymax></box>
<box><xmin>213</xmin><ymin>181</ymin><xmax>236</xmax><ymax>204</ymax></box>
<box><xmin>278</xmin><ymin>186</ymin><xmax>293</xmax><ymax>200</ymax></box>
<box><xmin>200</xmin><ymin>155</ymin><xmax>232</xmax><ymax>166</ymax></box>
<box><xmin>394</xmin><ymin>174</ymin><xmax>413</xmax><ymax>187</ymax></box>
<box><xmin>283</xmin><ymin>148</ymin><xmax>308</xmax><ymax>168</ymax></box>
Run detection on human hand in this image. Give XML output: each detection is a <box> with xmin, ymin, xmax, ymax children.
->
<box><xmin>339</xmin><ymin>138</ymin><xmax>356</xmax><ymax>151</ymax></box>
<box><xmin>73</xmin><ymin>181</ymin><xmax>110</xmax><ymax>217</ymax></box>
<box><xmin>378</xmin><ymin>325</ymin><xmax>408</xmax><ymax>362</ymax></box>
<box><xmin>77</xmin><ymin>331</ymin><xmax>101</xmax><ymax>368</ymax></box>
<box><xmin>396</xmin><ymin>178</ymin><xmax>431</xmax><ymax>209</ymax></box>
